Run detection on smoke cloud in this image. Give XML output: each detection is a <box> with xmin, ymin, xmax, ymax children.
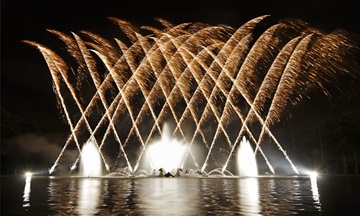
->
<box><xmin>1</xmin><ymin>132</ymin><xmax>78</xmax><ymax>174</ymax></box>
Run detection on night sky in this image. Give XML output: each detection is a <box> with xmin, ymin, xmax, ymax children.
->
<box><xmin>2</xmin><ymin>0</ymin><xmax>360</xmax><ymax>174</ymax></box>
<box><xmin>3</xmin><ymin>0</ymin><xmax>360</xmax><ymax>128</ymax></box>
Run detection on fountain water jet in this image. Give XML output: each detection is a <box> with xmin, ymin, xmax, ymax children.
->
<box><xmin>79</xmin><ymin>137</ymin><xmax>103</xmax><ymax>177</ymax></box>
<box><xmin>238</xmin><ymin>136</ymin><xmax>258</xmax><ymax>177</ymax></box>
<box><xmin>145</xmin><ymin>124</ymin><xmax>188</xmax><ymax>174</ymax></box>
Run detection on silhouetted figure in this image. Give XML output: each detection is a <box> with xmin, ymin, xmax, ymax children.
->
<box><xmin>158</xmin><ymin>168</ymin><xmax>165</xmax><ymax>177</ymax></box>
<box><xmin>165</xmin><ymin>172</ymin><xmax>174</xmax><ymax>177</ymax></box>
<box><xmin>175</xmin><ymin>168</ymin><xmax>183</xmax><ymax>177</ymax></box>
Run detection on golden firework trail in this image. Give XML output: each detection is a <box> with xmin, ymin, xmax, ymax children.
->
<box><xmin>24</xmin><ymin>15</ymin><xmax>360</xmax><ymax>175</ymax></box>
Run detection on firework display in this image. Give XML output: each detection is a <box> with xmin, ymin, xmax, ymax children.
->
<box><xmin>24</xmin><ymin>15</ymin><xmax>359</xmax><ymax>175</ymax></box>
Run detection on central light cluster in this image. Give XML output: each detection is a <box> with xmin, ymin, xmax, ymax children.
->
<box><xmin>146</xmin><ymin>124</ymin><xmax>187</xmax><ymax>173</ymax></box>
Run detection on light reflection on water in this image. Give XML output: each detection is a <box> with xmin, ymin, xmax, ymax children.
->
<box><xmin>239</xmin><ymin>178</ymin><xmax>260</xmax><ymax>215</ymax></box>
<box><xmin>14</xmin><ymin>176</ymin><xmax>327</xmax><ymax>215</ymax></box>
<box><xmin>137</xmin><ymin>178</ymin><xmax>199</xmax><ymax>215</ymax></box>
<box><xmin>77</xmin><ymin>178</ymin><xmax>101</xmax><ymax>215</ymax></box>
<box><xmin>310</xmin><ymin>175</ymin><xmax>321</xmax><ymax>211</ymax></box>
<box><xmin>22</xmin><ymin>175</ymin><xmax>31</xmax><ymax>208</ymax></box>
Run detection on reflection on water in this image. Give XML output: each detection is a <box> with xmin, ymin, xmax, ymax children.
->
<box><xmin>22</xmin><ymin>174</ymin><xmax>32</xmax><ymax>208</ymax></box>
<box><xmin>48</xmin><ymin>177</ymin><xmax>78</xmax><ymax>215</ymax></box>
<box><xmin>239</xmin><ymin>178</ymin><xmax>261</xmax><ymax>215</ymax></box>
<box><xmin>138</xmin><ymin>178</ymin><xmax>200</xmax><ymax>215</ymax></box>
<box><xmin>310</xmin><ymin>175</ymin><xmax>321</xmax><ymax>211</ymax></box>
<box><xmin>77</xmin><ymin>178</ymin><xmax>101</xmax><ymax>215</ymax></box>
<box><xmin>12</xmin><ymin>176</ymin><xmax>330</xmax><ymax>215</ymax></box>
<box><xmin>260</xmin><ymin>177</ymin><xmax>322</xmax><ymax>215</ymax></box>
<box><xmin>200</xmin><ymin>178</ymin><xmax>241</xmax><ymax>214</ymax></box>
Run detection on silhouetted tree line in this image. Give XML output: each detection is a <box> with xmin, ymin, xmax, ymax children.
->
<box><xmin>1</xmin><ymin>107</ymin><xmax>46</xmax><ymax>138</ymax></box>
<box><xmin>1</xmin><ymin>107</ymin><xmax>49</xmax><ymax>175</ymax></box>
<box><xmin>290</xmin><ymin>86</ymin><xmax>360</xmax><ymax>175</ymax></box>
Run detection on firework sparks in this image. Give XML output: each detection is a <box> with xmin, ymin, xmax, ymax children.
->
<box><xmin>24</xmin><ymin>15</ymin><xmax>359</xmax><ymax>175</ymax></box>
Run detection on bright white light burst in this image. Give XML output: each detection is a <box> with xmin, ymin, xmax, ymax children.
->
<box><xmin>146</xmin><ymin>125</ymin><xmax>187</xmax><ymax>173</ymax></box>
<box><xmin>307</xmin><ymin>171</ymin><xmax>318</xmax><ymax>178</ymax></box>
<box><xmin>79</xmin><ymin>137</ymin><xmax>103</xmax><ymax>177</ymax></box>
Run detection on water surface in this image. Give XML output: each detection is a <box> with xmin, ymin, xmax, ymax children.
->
<box><xmin>1</xmin><ymin>175</ymin><xmax>359</xmax><ymax>215</ymax></box>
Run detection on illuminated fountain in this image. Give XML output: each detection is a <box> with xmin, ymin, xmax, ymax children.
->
<box><xmin>238</xmin><ymin>136</ymin><xmax>258</xmax><ymax>177</ymax></box>
<box><xmin>23</xmin><ymin>15</ymin><xmax>359</xmax><ymax>177</ymax></box>
<box><xmin>79</xmin><ymin>137</ymin><xmax>103</xmax><ymax>177</ymax></box>
<box><xmin>145</xmin><ymin>123</ymin><xmax>187</xmax><ymax>174</ymax></box>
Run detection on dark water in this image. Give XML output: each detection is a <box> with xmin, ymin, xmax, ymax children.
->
<box><xmin>1</xmin><ymin>175</ymin><xmax>359</xmax><ymax>215</ymax></box>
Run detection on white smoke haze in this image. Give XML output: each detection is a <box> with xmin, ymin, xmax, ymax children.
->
<box><xmin>2</xmin><ymin>132</ymin><xmax>78</xmax><ymax>165</ymax></box>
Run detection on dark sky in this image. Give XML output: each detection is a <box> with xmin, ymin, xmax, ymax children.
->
<box><xmin>2</xmin><ymin>0</ymin><xmax>360</xmax><ymax>133</ymax></box>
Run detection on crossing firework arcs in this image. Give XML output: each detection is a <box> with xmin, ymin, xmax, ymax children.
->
<box><xmin>23</xmin><ymin>15</ymin><xmax>360</xmax><ymax>175</ymax></box>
